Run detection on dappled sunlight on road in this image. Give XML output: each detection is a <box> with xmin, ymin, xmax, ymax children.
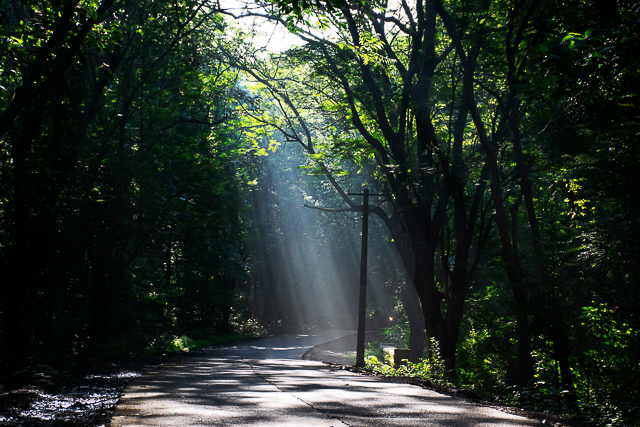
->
<box><xmin>111</xmin><ymin>334</ymin><xmax>540</xmax><ymax>426</ymax></box>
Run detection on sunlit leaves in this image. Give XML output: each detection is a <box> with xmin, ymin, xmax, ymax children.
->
<box><xmin>575</xmin><ymin>303</ymin><xmax>640</xmax><ymax>423</ymax></box>
<box><xmin>343</xmin><ymin>31</ymin><xmax>392</xmax><ymax>66</ymax></box>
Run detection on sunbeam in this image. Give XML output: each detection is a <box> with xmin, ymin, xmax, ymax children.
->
<box><xmin>248</xmin><ymin>141</ymin><xmax>408</xmax><ymax>335</ymax></box>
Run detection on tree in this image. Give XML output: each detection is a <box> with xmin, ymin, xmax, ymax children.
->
<box><xmin>226</xmin><ymin>0</ymin><xmax>613</xmax><ymax>392</ymax></box>
<box><xmin>530</xmin><ymin>0</ymin><xmax>640</xmax><ymax>418</ymax></box>
<box><xmin>0</xmin><ymin>0</ymin><xmax>254</xmax><ymax>362</ymax></box>
<box><xmin>220</xmin><ymin>0</ymin><xmax>504</xmax><ymax>374</ymax></box>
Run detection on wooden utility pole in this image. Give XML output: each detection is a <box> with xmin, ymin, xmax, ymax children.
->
<box><xmin>356</xmin><ymin>189</ymin><xmax>369</xmax><ymax>367</ymax></box>
<box><xmin>349</xmin><ymin>189</ymin><xmax>382</xmax><ymax>367</ymax></box>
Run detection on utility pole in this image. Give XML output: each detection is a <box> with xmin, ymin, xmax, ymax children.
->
<box><xmin>349</xmin><ymin>189</ymin><xmax>383</xmax><ymax>367</ymax></box>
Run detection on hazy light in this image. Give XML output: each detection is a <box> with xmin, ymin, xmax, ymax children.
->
<box><xmin>219</xmin><ymin>0</ymin><xmax>303</xmax><ymax>52</ymax></box>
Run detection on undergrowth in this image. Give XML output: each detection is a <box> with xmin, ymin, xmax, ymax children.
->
<box><xmin>142</xmin><ymin>332</ymin><xmax>255</xmax><ymax>356</ymax></box>
<box><xmin>366</xmin><ymin>324</ymin><xmax>639</xmax><ymax>427</ymax></box>
<box><xmin>365</xmin><ymin>337</ymin><xmax>451</xmax><ymax>389</ymax></box>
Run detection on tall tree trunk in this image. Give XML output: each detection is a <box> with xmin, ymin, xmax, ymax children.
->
<box><xmin>2</xmin><ymin>269</ymin><xmax>26</xmax><ymax>347</ymax></box>
<box><xmin>400</xmin><ymin>280</ymin><xmax>426</xmax><ymax>362</ymax></box>
<box><xmin>220</xmin><ymin>278</ymin><xmax>236</xmax><ymax>334</ymax></box>
<box><xmin>387</xmin><ymin>213</ymin><xmax>426</xmax><ymax>361</ymax></box>
<box><xmin>434</xmin><ymin>0</ymin><xmax>537</xmax><ymax>386</ymax></box>
<box><xmin>89</xmin><ymin>246</ymin><xmax>110</xmax><ymax>345</ymax></box>
<box><xmin>505</xmin><ymin>0</ymin><xmax>577</xmax><ymax>392</ymax></box>
<box><xmin>3</xmin><ymin>103</ymin><xmax>39</xmax><ymax>348</ymax></box>
<box><xmin>405</xmin><ymin>209</ymin><xmax>455</xmax><ymax>371</ymax></box>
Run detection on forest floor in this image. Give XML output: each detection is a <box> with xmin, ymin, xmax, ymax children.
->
<box><xmin>0</xmin><ymin>333</ymin><xmax>592</xmax><ymax>426</ymax></box>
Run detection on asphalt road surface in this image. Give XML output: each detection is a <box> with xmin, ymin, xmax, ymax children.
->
<box><xmin>111</xmin><ymin>332</ymin><xmax>541</xmax><ymax>426</ymax></box>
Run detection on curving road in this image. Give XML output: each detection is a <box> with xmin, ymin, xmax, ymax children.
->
<box><xmin>110</xmin><ymin>333</ymin><xmax>541</xmax><ymax>426</ymax></box>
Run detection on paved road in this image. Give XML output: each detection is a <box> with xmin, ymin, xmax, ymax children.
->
<box><xmin>111</xmin><ymin>333</ymin><xmax>541</xmax><ymax>426</ymax></box>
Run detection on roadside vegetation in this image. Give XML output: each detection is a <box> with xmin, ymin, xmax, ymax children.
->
<box><xmin>364</xmin><ymin>322</ymin><xmax>637</xmax><ymax>426</ymax></box>
<box><xmin>1</xmin><ymin>1</ymin><xmax>638</xmax><ymax>426</ymax></box>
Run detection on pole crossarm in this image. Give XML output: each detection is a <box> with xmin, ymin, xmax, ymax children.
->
<box><xmin>347</xmin><ymin>192</ymin><xmax>384</xmax><ymax>197</ymax></box>
<box><xmin>300</xmin><ymin>204</ymin><xmax>360</xmax><ymax>213</ymax></box>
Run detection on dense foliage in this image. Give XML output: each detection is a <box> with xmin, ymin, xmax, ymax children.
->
<box><xmin>224</xmin><ymin>0</ymin><xmax>640</xmax><ymax>425</ymax></box>
<box><xmin>0</xmin><ymin>0</ymin><xmax>256</xmax><ymax>367</ymax></box>
<box><xmin>1</xmin><ymin>0</ymin><xmax>638</xmax><ymax>426</ymax></box>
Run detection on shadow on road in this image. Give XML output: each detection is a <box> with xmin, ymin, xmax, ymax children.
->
<box><xmin>111</xmin><ymin>334</ymin><xmax>541</xmax><ymax>426</ymax></box>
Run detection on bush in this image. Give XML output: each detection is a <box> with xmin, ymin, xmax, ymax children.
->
<box><xmin>365</xmin><ymin>338</ymin><xmax>449</xmax><ymax>387</ymax></box>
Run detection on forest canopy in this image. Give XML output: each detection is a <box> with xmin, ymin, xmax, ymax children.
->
<box><xmin>1</xmin><ymin>0</ymin><xmax>639</xmax><ymax>425</ymax></box>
